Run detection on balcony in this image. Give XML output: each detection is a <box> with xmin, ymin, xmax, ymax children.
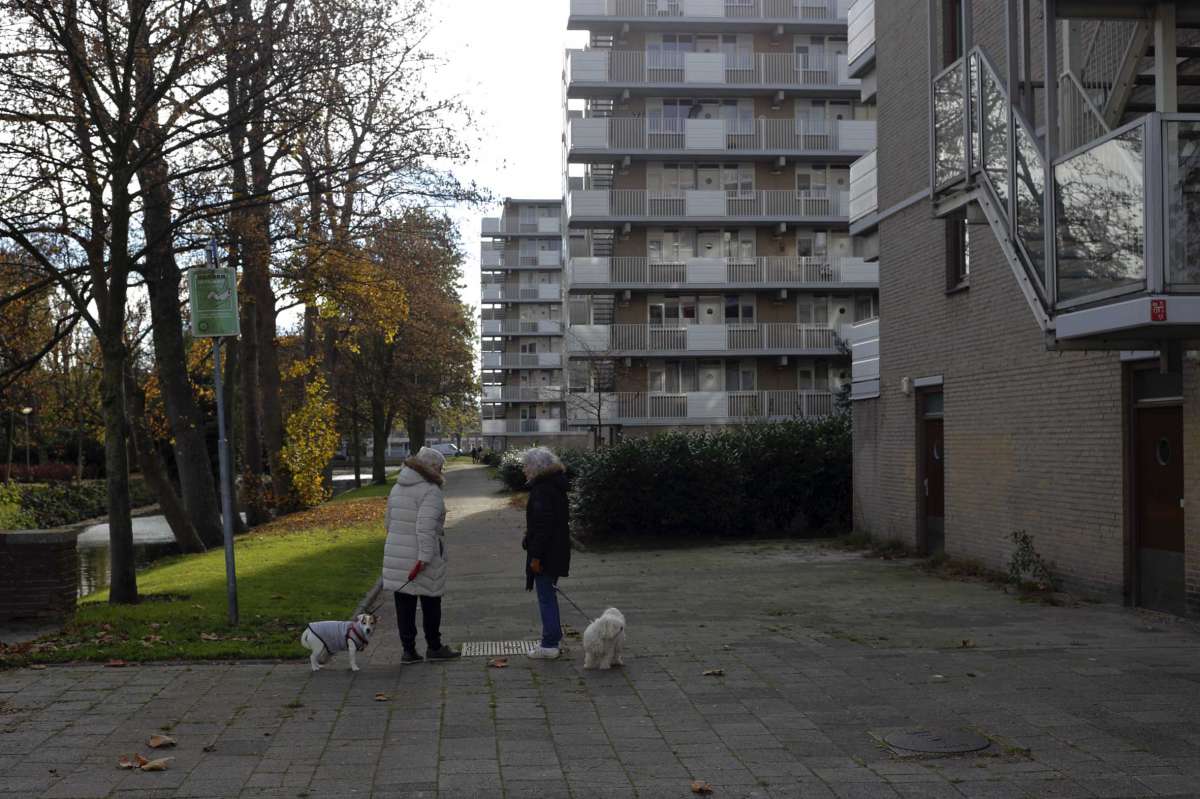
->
<box><xmin>568</xmin><ymin>323</ymin><xmax>840</xmax><ymax>355</ymax></box>
<box><xmin>846</xmin><ymin>0</ymin><xmax>874</xmax><ymax>77</ymax></box>
<box><xmin>567</xmin><ymin>117</ymin><xmax>874</xmax><ymax>160</ymax></box>
<box><xmin>568</xmin><ymin>0</ymin><xmax>848</xmax><ymax>25</ymax></box>
<box><xmin>481</xmin><ymin>244</ymin><xmax>502</xmax><ymax>268</ymax></box>
<box><xmin>567</xmin><ymin>256</ymin><xmax>877</xmax><ymax>290</ymax></box>
<box><xmin>848</xmin><ymin>148</ymin><xmax>877</xmax><ymax>230</ymax></box>
<box><xmin>846</xmin><ymin>317</ymin><xmax>878</xmax><ymax>400</ymax></box>
<box><xmin>566</xmin><ymin>389</ymin><xmax>834</xmax><ymax>425</ymax></box>
<box><xmin>482</xmin><ymin>216</ymin><xmax>562</xmax><ymax>237</ymax></box>
<box><xmin>482</xmin><ymin>386</ymin><xmax>566</xmax><ymax>403</ymax></box>
<box><xmin>482</xmin><ymin>352</ymin><xmax>564</xmax><ymax>369</ymax></box>
<box><xmin>566</xmin><ymin>49</ymin><xmax>858</xmax><ymax>97</ymax></box>
<box><xmin>567</xmin><ymin>189</ymin><xmax>849</xmax><ymax>225</ymax></box>
<box><xmin>482</xmin><ymin>419</ymin><xmax>566</xmax><ymax>435</ymax></box>
<box><xmin>481</xmin><ymin>283</ymin><xmax>562</xmax><ymax>302</ymax></box>
<box><xmin>481</xmin><ymin>319</ymin><xmax>564</xmax><ymax>336</ymax></box>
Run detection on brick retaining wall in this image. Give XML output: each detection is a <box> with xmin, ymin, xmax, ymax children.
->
<box><xmin>0</xmin><ymin>529</ymin><xmax>78</xmax><ymax>623</ymax></box>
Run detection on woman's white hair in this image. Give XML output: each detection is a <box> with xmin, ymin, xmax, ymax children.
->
<box><xmin>521</xmin><ymin>446</ymin><xmax>562</xmax><ymax>478</ymax></box>
<box><xmin>413</xmin><ymin>446</ymin><xmax>446</xmax><ymax>471</ymax></box>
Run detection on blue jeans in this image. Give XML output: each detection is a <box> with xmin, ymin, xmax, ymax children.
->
<box><xmin>534</xmin><ymin>575</ymin><xmax>562</xmax><ymax>649</ymax></box>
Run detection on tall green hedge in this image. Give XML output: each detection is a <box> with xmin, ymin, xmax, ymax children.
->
<box><xmin>8</xmin><ymin>478</ymin><xmax>158</xmax><ymax>529</ymax></box>
<box><xmin>569</xmin><ymin>416</ymin><xmax>851</xmax><ymax>541</ymax></box>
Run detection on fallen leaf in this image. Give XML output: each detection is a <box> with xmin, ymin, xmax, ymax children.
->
<box><xmin>147</xmin><ymin>734</ymin><xmax>176</xmax><ymax>749</ymax></box>
<box><xmin>199</xmin><ymin>633</ymin><xmax>220</xmax><ymax>641</ymax></box>
<box><xmin>374</xmin><ymin>693</ymin><xmax>388</xmax><ymax>702</ymax></box>
<box><xmin>702</xmin><ymin>668</ymin><xmax>725</xmax><ymax>677</ymax></box>
<box><xmin>691</xmin><ymin>780</ymin><xmax>714</xmax><ymax>794</ymax></box>
<box><xmin>202</xmin><ymin>744</ymin><xmax>216</xmax><ymax>753</ymax></box>
<box><xmin>117</xmin><ymin>755</ymin><xmax>135</xmax><ymax>770</ymax></box>
<box><xmin>28</xmin><ymin>664</ymin><xmax>47</xmax><ymax>671</ymax></box>
<box><xmin>140</xmin><ymin>757</ymin><xmax>173</xmax><ymax>772</ymax></box>
<box><xmin>270</xmin><ymin>594</ymin><xmax>285</xmax><ymax>600</ymax></box>
<box><xmin>135</xmin><ymin>754</ymin><xmax>149</xmax><ymax>767</ymax></box>
<box><xmin>105</xmin><ymin>660</ymin><xmax>128</xmax><ymax>668</ymax></box>
<box><xmin>488</xmin><ymin>658</ymin><xmax>509</xmax><ymax>669</ymax></box>
<box><xmin>960</xmin><ymin>639</ymin><xmax>976</xmax><ymax>649</ymax></box>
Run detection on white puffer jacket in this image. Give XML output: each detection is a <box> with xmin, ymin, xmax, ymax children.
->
<box><xmin>382</xmin><ymin>462</ymin><xmax>447</xmax><ymax>596</ymax></box>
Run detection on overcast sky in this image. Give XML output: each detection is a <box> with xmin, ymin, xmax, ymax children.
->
<box><xmin>424</xmin><ymin>0</ymin><xmax>588</xmax><ymax>322</ymax></box>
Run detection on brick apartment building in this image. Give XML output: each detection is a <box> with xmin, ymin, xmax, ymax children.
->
<box><xmin>847</xmin><ymin>0</ymin><xmax>1200</xmax><ymax>614</ymax></box>
<box><xmin>561</xmin><ymin>0</ymin><xmax>879</xmax><ymax>439</ymax></box>
<box><xmin>480</xmin><ymin>198</ymin><xmax>588</xmax><ymax>451</ymax></box>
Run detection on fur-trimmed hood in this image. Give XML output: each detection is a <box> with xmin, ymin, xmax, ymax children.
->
<box><xmin>399</xmin><ymin>458</ymin><xmax>444</xmax><ymax>487</ymax></box>
<box><xmin>526</xmin><ymin>461</ymin><xmax>566</xmax><ymax>484</ymax></box>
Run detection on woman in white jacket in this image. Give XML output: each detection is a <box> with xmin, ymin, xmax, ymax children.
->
<box><xmin>382</xmin><ymin>447</ymin><xmax>460</xmax><ymax>663</ymax></box>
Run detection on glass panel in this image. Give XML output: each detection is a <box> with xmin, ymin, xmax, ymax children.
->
<box><xmin>1165</xmin><ymin>121</ymin><xmax>1200</xmax><ymax>289</ymax></box>
<box><xmin>980</xmin><ymin>63</ymin><xmax>1009</xmax><ymax>207</ymax></box>
<box><xmin>1054</xmin><ymin>125</ymin><xmax>1145</xmax><ymax>303</ymax></box>
<box><xmin>1014</xmin><ymin>119</ymin><xmax>1047</xmax><ymax>287</ymax></box>
<box><xmin>968</xmin><ymin>54</ymin><xmax>981</xmax><ymax>173</ymax></box>
<box><xmin>934</xmin><ymin>59</ymin><xmax>966</xmax><ymax>187</ymax></box>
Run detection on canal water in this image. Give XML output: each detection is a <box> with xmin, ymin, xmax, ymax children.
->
<box><xmin>75</xmin><ymin>517</ymin><xmax>180</xmax><ymax>597</ymax></box>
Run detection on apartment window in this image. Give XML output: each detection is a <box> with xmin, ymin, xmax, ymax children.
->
<box><xmin>649</xmin><ymin>296</ymin><xmax>697</xmax><ymax>326</ymax></box>
<box><xmin>797</xmin><ymin>365</ymin><xmax>814</xmax><ymax>390</ymax></box>
<box><xmin>946</xmin><ymin>210</ymin><xmax>970</xmax><ymax>290</ymax></box>
<box><xmin>649</xmin><ymin>360</ymin><xmax>698</xmax><ymax>393</ymax></box>
<box><xmin>942</xmin><ymin>0</ymin><xmax>965</xmax><ymax>67</ymax></box>
<box><xmin>520</xmin><ymin>341</ymin><xmax>538</xmax><ymax>354</ymax></box>
<box><xmin>725</xmin><ymin>360</ymin><xmax>756</xmax><ymax>391</ymax></box>
<box><xmin>724</xmin><ymin>295</ymin><xmax>755</xmax><ymax>324</ymax></box>
<box><xmin>797</xmin><ymin>232</ymin><xmax>828</xmax><ymax>258</ymax></box>
<box><xmin>854</xmin><ymin>294</ymin><xmax>878</xmax><ymax>322</ymax></box>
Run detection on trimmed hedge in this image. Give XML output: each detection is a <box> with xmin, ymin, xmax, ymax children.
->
<box><xmin>569</xmin><ymin>416</ymin><xmax>851</xmax><ymax>542</ymax></box>
<box><xmin>493</xmin><ymin>447</ymin><xmax>588</xmax><ymax>492</ymax></box>
<box><xmin>10</xmin><ymin>478</ymin><xmax>158</xmax><ymax>529</ymax></box>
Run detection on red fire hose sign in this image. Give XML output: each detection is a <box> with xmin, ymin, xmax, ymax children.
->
<box><xmin>1151</xmin><ymin>299</ymin><xmax>1167</xmax><ymax>322</ymax></box>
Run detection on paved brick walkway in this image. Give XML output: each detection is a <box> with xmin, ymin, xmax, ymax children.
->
<box><xmin>3</xmin><ymin>465</ymin><xmax>1200</xmax><ymax>798</ymax></box>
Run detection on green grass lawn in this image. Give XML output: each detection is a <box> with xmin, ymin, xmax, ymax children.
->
<box><xmin>0</xmin><ymin>498</ymin><xmax>390</xmax><ymax>667</ymax></box>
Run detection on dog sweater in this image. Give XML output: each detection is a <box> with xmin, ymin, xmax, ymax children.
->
<box><xmin>306</xmin><ymin>621</ymin><xmax>368</xmax><ymax>654</ymax></box>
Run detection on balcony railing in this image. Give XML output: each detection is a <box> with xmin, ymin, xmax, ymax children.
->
<box><xmin>847</xmin><ymin>317</ymin><xmax>878</xmax><ymax>400</ymax></box>
<box><xmin>481</xmin><ymin>283</ymin><xmax>562</xmax><ymax>302</ymax></box>
<box><xmin>568</xmin><ymin>323</ymin><xmax>840</xmax><ymax>353</ymax></box>
<box><xmin>482</xmin><ymin>386</ymin><xmax>566</xmax><ymax>403</ymax></box>
<box><xmin>568</xmin><ymin>189</ymin><xmax>849</xmax><ymax>221</ymax></box>
<box><xmin>849</xmin><ymin>148</ymin><xmax>877</xmax><ymax>223</ymax></box>
<box><xmin>568</xmin><ymin>256</ymin><xmax>877</xmax><ymax>287</ymax></box>
<box><xmin>482</xmin><ymin>352</ymin><xmax>564</xmax><ymax>369</ymax></box>
<box><xmin>481</xmin><ymin>217</ymin><xmax>501</xmax><ymax>235</ymax></box>
<box><xmin>567</xmin><ymin>49</ymin><xmax>857</xmax><ymax>89</ymax></box>
<box><xmin>567</xmin><ymin>389</ymin><xmax>834</xmax><ymax>423</ymax></box>
<box><xmin>485</xmin><ymin>215</ymin><xmax>561</xmax><ymax>236</ymax></box>
<box><xmin>481</xmin><ymin>319</ymin><xmax>564</xmax><ymax>335</ymax></box>
<box><xmin>569</xmin><ymin>0</ymin><xmax>846</xmax><ymax>21</ymax></box>
<box><xmin>568</xmin><ymin>117</ymin><xmax>875</xmax><ymax>155</ymax></box>
<box><xmin>482</xmin><ymin>419</ymin><xmax>566</xmax><ymax>435</ymax></box>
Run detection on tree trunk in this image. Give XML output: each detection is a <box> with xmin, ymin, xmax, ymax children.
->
<box><xmin>406</xmin><ymin>413</ymin><xmax>427</xmax><ymax>452</ymax></box>
<box><xmin>140</xmin><ymin>230</ymin><xmax>224</xmax><ymax>549</ymax></box>
<box><xmin>100</xmin><ymin>344</ymin><xmax>136</xmax><ymax>604</ymax></box>
<box><xmin>351</xmin><ymin>397</ymin><xmax>362</xmax><ymax>489</ymax></box>
<box><xmin>222</xmin><ymin>337</ymin><xmax>248</xmax><ymax>535</ymax></box>
<box><xmin>4</xmin><ymin>411</ymin><xmax>13</xmax><ymax>480</ymax></box>
<box><xmin>370</xmin><ymin>398</ymin><xmax>390</xmax><ymax>484</ymax></box>
<box><xmin>125</xmin><ymin>370</ymin><xmax>205</xmax><ymax>554</ymax></box>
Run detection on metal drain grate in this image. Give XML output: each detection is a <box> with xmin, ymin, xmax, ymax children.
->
<box><xmin>460</xmin><ymin>640</ymin><xmax>540</xmax><ymax>657</ymax></box>
<box><xmin>883</xmin><ymin>729</ymin><xmax>990</xmax><ymax>755</ymax></box>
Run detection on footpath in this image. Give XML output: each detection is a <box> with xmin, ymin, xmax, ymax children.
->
<box><xmin>2</xmin><ymin>466</ymin><xmax>1200</xmax><ymax>798</ymax></box>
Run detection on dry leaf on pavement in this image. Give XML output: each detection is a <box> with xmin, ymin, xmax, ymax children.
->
<box><xmin>702</xmin><ymin>668</ymin><xmax>725</xmax><ymax>677</ymax></box>
<box><xmin>199</xmin><ymin>633</ymin><xmax>220</xmax><ymax>641</ymax></box>
<box><xmin>147</xmin><ymin>734</ymin><xmax>176</xmax><ymax>749</ymax></box>
<box><xmin>488</xmin><ymin>658</ymin><xmax>509</xmax><ymax>668</ymax></box>
<box><xmin>690</xmin><ymin>780</ymin><xmax>714</xmax><ymax>794</ymax></box>
<box><xmin>960</xmin><ymin>639</ymin><xmax>976</xmax><ymax>648</ymax></box>
<box><xmin>374</xmin><ymin>693</ymin><xmax>388</xmax><ymax>702</ymax></box>
<box><xmin>104</xmin><ymin>659</ymin><xmax>128</xmax><ymax>668</ymax></box>
<box><xmin>117</xmin><ymin>756</ymin><xmax>135</xmax><ymax>770</ymax></box>
<box><xmin>140</xmin><ymin>757</ymin><xmax>173</xmax><ymax>771</ymax></box>
<box><xmin>28</xmin><ymin>664</ymin><xmax>47</xmax><ymax>670</ymax></box>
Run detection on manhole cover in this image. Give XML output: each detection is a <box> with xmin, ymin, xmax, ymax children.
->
<box><xmin>883</xmin><ymin>729</ymin><xmax>990</xmax><ymax>754</ymax></box>
<box><xmin>460</xmin><ymin>640</ymin><xmax>539</xmax><ymax>657</ymax></box>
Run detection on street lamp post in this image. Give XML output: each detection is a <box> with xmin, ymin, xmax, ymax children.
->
<box><xmin>20</xmin><ymin>407</ymin><xmax>32</xmax><ymax>477</ymax></box>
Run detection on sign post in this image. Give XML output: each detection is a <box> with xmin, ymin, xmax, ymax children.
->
<box><xmin>189</xmin><ymin>242</ymin><xmax>241</xmax><ymax>625</ymax></box>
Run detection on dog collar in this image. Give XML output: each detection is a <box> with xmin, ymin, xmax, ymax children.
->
<box><xmin>347</xmin><ymin>623</ymin><xmax>368</xmax><ymax>650</ymax></box>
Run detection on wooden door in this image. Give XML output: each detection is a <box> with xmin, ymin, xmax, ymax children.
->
<box><xmin>1135</xmin><ymin>405</ymin><xmax>1185</xmax><ymax>614</ymax></box>
<box><xmin>923</xmin><ymin>417</ymin><xmax>945</xmax><ymax>554</ymax></box>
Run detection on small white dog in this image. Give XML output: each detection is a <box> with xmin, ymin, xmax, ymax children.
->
<box><xmin>300</xmin><ymin>613</ymin><xmax>376</xmax><ymax>672</ymax></box>
<box><xmin>582</xmin><ymin>607</ymin><xmax>626</xmax><ymax>670</ymax></box>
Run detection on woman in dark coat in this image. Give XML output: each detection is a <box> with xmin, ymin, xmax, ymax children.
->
<box><xmin>521</xmin><ymin>447</ymin><xmax>571</xmax><ymax>660</ymax></box>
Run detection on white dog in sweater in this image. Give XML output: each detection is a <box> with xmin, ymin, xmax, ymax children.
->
<box><xmin>582</xmin><ymin>607</ymin><xmax>625</xmax><ymax>670</ymax></box>
<box><xmin>300</xmin><ymin>613</ymin><xmax>376</xmax><ymax>672</ymax></box>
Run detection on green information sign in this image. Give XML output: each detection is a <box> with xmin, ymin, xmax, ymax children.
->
<box><xmin>188</xmin><ymin>268</ymin><xmax>240</xmax><ymax>337</ymax></box>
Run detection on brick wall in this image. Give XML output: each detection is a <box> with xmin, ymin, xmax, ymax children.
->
<box><xmin>0</xmin><ymin>530</ymin><xmax>78</xmax><ymax>623</ymax></box>
<box><xmin>856</xmin><ymin>0</ymin><xmax>1140</xmax><ymax>599</ymax></box>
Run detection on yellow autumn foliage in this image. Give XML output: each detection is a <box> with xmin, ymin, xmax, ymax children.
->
<box><xmin>280</xmin><ymin>376</ymin><xmax>340</xmax><ymax>509</ymax></box>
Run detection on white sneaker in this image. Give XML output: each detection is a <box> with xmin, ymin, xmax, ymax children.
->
<box><xmin>527</xmin><ymin>646</ymin><xmax>560</xmax><ymax>660</ymax></box>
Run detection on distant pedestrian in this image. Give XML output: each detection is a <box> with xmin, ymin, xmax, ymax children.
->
<box><xmin>470</xmin><ymin>446</ymin><xmax>480</xmax><ymax>464</ymax></box>
<box><xmin>522</xmin><ymin>447</ymin><xmax>571</xmax><ymax>660</ymax></box>
<box><xmin>382</xmin><ymin>446</ymin><xmax>461</xmax><ymax>663</ymax></box>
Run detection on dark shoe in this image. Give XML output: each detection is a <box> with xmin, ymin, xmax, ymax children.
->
<box><xmin>401</xmin><ymin>650</ymin><xmax>423</xmax><ymax>664</ymax></box>
<box><xmin>425</xmin><ymin>645</ymin><xmax>461</xmax><ymax>661</ymax></box>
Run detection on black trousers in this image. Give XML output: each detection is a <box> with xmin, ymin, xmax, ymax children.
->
<box><xmin>394</xmin><ymin>591</ymin><xmax>442</xmax><ymax>653</ymax></box>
